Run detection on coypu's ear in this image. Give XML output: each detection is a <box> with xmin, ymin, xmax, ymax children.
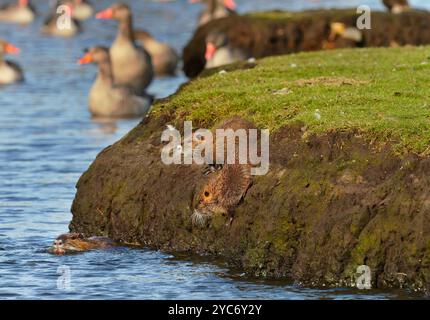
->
<box><xmin>222</xmin><ymin>165</ymin><xmax>252</xmax><ymax>207</ymax></box>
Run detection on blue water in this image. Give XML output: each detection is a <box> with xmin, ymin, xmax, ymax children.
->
<box><xmin>0</xmin><ymin>0</ymin><xmax>428</xmax><ymax>300</ymax></box>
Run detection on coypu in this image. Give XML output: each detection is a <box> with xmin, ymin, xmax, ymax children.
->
<box><xmin>191</xmin><ymin>117</ymin><xmax>256</xmax><ymax>226</ymax></box>
<box><xmin>192</xmin><ymin>163</ymin><xmax>252</xmax><ymax>227</ymax></box>
<box><xmin>185</xmin><ymin>116</ymin><xmax>256</xmax><ymax>170</ymax></box>
<box><xmin>49</xmin><ymin>233</ymin><xmax>115</xmax><ymax>255</ymax></box>
<box><xmin>382</xmin><ymin>0</ymin><xmax>410</xmax><ymax>13</ymax></box>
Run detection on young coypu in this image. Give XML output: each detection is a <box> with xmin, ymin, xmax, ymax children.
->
<box><xmin>192</xmin><ymin>164</ymin><xmax>252</xmax><ymax>227</ymax></box>
<box><xmin>191</xmin><ymin>117</ymin><xmax>257</xmax><ymax>227</ymax></box>
<box><xmin>187</xmin><ymin>116</ymin><xmax>257</xmax><ymax>170</ymax></box>
<box><xmin>49</xmin><ymin>233</ymin><xmax>114</xmax><ymax>255</ymax></box>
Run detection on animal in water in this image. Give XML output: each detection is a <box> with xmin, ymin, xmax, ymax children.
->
<box><xmin>49</xmin><ymin>233</ymin><xmax>115</xmax><ymax>255</ymax></box>
<box><xmin>135</xmin><ymin>30</ymin><xmax>179</xmax><ymax>76</ymax></box>
<box><xmin>191</xmin><ymin>0</ymin><xmax>237</xmax><ymax>27</ymax></box>
<box><xmin>191</xmin><ymin>117</ymin><xmax>255</xmax><ymax>227</ymax></box>
<box><xmin>41</xmin><ymin>1</ymin><xmax>81</xmax><ymax>38</ymax></box>
<box><xmin>96</xmin><ymin>3</ymin><xmax>154</xmax><ymax>94</ymax></box>
<box><xmin>66</xmin><ymin>0</ymin><xmax>93</xmax><ymax>21</ymax></box>
<box><xmin>382</xmin><ymin>0</ymin><xmax>410</xmax><ymax>13</ymax></box>
<box><xmin>0</xmin><ymin>0</ymin><xmax>35</xmax><ymax>24</ymax></box>
<box><xmin>78</xmin><ymin>46</ymin><xmax>153</xmax><ymax>119</ymax></box>
<box><xmin>204</xmin><ymin>31</ymin><xmax>250</xmax><ymax>69</ymax></box>
<box><xmin>0</xmin><ymin>39</ymin><xmax>23</xmax><ymax>85</ymax></box>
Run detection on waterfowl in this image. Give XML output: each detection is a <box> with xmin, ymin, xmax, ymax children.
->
<box><xmin>191</xmin><ymin>0</ymin><xmax>237</xmax><ymax>27</ymax></box>
<box><xmin>204</xmin><ymin>31</ymin><xmax>249</xmax><ymax>69</ymax></box>
<box><xmin>0</xmin><ymin>0</ymin><xmax>36</xmax><ymax>24</ymax></box>
<box><xmin>135</xmin><ymin>30</ymin><xmax>178</xmax><ymax>76</ymax></box>
<box><xmin>382</xmin><ymin>0</ymin><xmax>410</xmax><ymax>13</ymax></box>
<box><xmin>324</xmin><ymin>22</ymin><xmax>363</xmax><ymax>49</ymax></box>
<box><xmin>68</xmin><ymin>0</ymin><xmax>93</xmax><ymax>21</ymax></box>
<box><xmin>41</xmin><ymin>1</ymin><xmax>81</xmax><ymax>38</ymax></box>
<box><xmin>0</xmin><ymin>39</ymin><xmax>23</xmax><ymax>85</ymax></box>
<box><xmin>96</xmin><ymin>3</ymin><xmax>153</xmax><ymax>94</ymax></box>
<box><xmin>78</xmin><ymin>46</ymin><xmax>152</xmax><ymax>119</ymax></box>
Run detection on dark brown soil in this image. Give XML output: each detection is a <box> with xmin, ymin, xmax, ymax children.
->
<box><xmin>183</xmin><ymin>9</ymin><xmax>430</xmax><ymax>77</ymax></box>
<box><xmin>70</xmin><ymin>112</ymin><xmax>430</xmax><ymax>294</ymax></box>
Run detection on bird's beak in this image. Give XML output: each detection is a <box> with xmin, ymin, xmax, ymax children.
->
<box><xmin>205</xmin><ymin>42</ymin><xmax>216</xmax><ymax>61</ymax></box>
<box><xmin>95</xmin><ymin>7</ymin><xmax>114</xmax><ymax>19</ymax></box>
<box><xmin>224</xmin><ymin>0</ymin><xmax>236</xmax><ymax>10</ymax></box>
<box><xmin>4</xmin><ymin>43</ymin><xmax>20</xmax><ymax>55</ymax></box>
<box><xmin>77</xmin><ymin>52</ymin><xmax>93</xmax><ymax>65</ymax></box>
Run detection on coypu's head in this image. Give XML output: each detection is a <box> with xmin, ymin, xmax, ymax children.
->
<box><xmin>49</xmin><ymin>233</ymin><xmax>85</xmax><ymax>255</ymax></box>
<box><xmin>192</xmin><ymin>165</ymin><xmax>252</xmax><ymax>227</ymax></box>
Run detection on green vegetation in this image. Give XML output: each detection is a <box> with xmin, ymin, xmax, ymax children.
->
<box><xmin>153</xmin><ymin>46</ymin><xmax>430</xmax><ymax>153</ymax></box>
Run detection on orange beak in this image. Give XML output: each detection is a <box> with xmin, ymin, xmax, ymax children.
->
<box><xmin>224</xmin><ymin>0</ymin><xmax>236</xmax><ymax>10</ymax></box>
<box><xmin>205</xmin><ymin>42</ymin><xmax>216</xmax><ymax>61</ymax></box>
<box><xmin>18</xmin><ymin>0</ymin><xmax>28</xmax><ymax>7</ymax></box>
<box><xmin>77</xmin><ymin>53</ymin><xmax>93</xmax><ymax>65</ymax></box>
<box><xmin>4</xmin><ymin>43</ymin><xmax>20</xmax><ymax>55</ymax></box>
<box><xmin>96</xmin><ymin>7</ymin><xmax>114</xmax><ymax>19</ymax></box>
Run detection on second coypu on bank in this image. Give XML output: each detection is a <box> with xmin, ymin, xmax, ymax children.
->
<box><xmin>191</xmin><ymin>117</ymin><xmax>256</xmax><ymax>227</ymax></box>
<box><xmin>49</xmin><ymin>233</ymin><xmax>115</xmax><ymax>255</ymax></box>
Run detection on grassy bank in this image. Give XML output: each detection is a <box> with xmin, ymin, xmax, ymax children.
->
<box><xmin>157</xmin><ymin>46</ymin><xmax>430</xmax><ymax>153</ymax></box>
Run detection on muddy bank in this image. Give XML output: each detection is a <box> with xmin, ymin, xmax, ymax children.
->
<box><xmin>183</xmin><ymin>9</ymin><xmax>430</xmax><ymax>77</ymax></box>
<box><xmin>70</xmin><ymin>114</ymin><xmax>430</xmax><ymax>293</ymax></box>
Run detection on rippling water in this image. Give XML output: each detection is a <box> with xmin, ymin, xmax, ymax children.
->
<box><xmin>0</xmin><ymin>0</ymin><xmax>428</xmax><ymax>300</ymax></box>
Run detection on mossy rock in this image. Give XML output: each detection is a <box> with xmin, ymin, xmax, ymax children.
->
<box><xmin>71</xmin><ymin>46</ymin><xmax>430</xmax><ymax>294</ymax></box>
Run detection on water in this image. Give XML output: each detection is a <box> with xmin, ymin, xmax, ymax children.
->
<box><xmin>0</xmin><ymin>0</ymin><xmax>428</xmax><ymax>300</ymax></box>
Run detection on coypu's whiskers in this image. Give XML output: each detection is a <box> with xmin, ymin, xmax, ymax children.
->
<box><xmin>191</xmin><ymin>209</ymin><xmax>208</xmax><ymax>227</ymax></box>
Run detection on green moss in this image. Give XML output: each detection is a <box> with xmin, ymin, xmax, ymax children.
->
<box><xmin>246</xmin><ymin>9</ymin><xmax>357</xmax><ymax>21</ymax></box>
<box><xmin>152</xmin><ymin>46</ymin><xmax>430</xmax><ymax>153</ymax></box>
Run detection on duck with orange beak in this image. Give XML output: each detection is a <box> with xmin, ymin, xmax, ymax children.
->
<box><xmin>77</xmin><ymin>46</ymin><xmax>152</xmax><ymax>118</ymax></box>
<box><xmin>0</xmin><ymin>0</ymin><xmax>36</xmax><ymax>25</ymax></box>
<box><xmin>0</xmin><ymin>39</ymin><xmax>23</xmax><ymax>85</ymax></box>
<box><xmin>95</xmin><ymin>3</ymin><xmax>153</xmax><ymax>94</ymax></box>
<box><xmin>190</xmin><ymin>0</ymin><xmax>237</xmax><ymax>27</ymax></box>
<box><xmin>41</xmin><ymin>0</ymin><xmax>81</xmax><ymax>38</ymax></box>
<box><xmin>204</xmin><ymin>31</ymin><xmax>250</xmax><ymax>69</ymax></box>
<box><xmin>68</xmin><ymin>0</ymin><xmax>94</xmax><ymax>21</ymax></box>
